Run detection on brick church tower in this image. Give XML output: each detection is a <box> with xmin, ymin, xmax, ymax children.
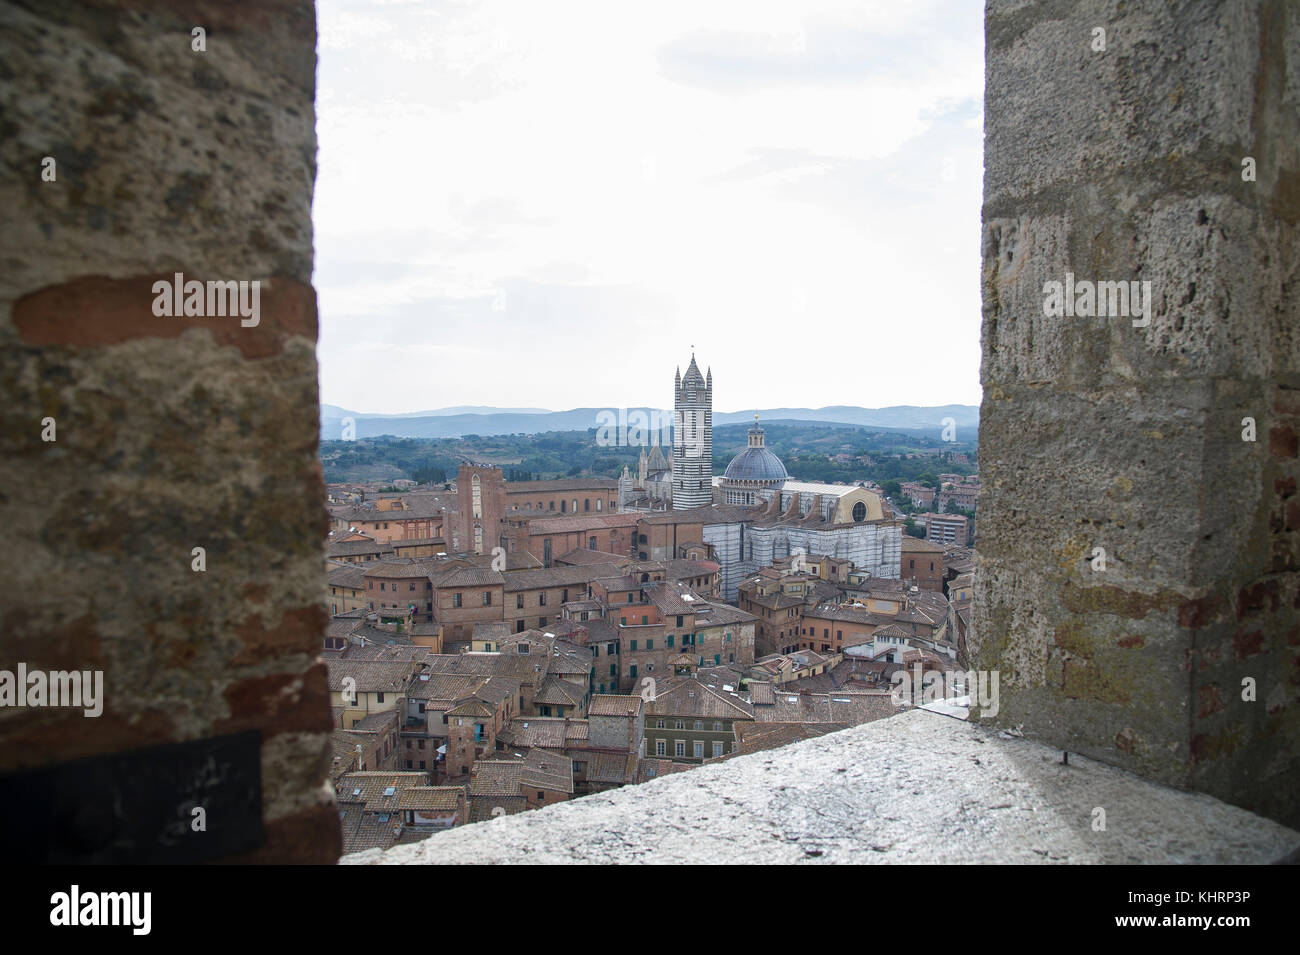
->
<box><xmin>453</xmin><ymin>464</ymin><xmax>505</xmax><ymax>554</ymax></box>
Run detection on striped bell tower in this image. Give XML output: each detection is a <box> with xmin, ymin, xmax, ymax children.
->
<box><xmin>671</xmin><ymin>352</ymin><xmax>713</xmax><ymax>508</ymax></box>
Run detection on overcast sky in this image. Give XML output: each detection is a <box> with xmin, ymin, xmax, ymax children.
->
<box><xmin>315</xmin><ymin>0</ymin><xmax>984</xmax><ymax>415</ymax></box>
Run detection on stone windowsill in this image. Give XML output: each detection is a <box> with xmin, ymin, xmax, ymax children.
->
<box><xmin>342</xmin><ymin>709</ymin><xmax>1300</xmax><ymax>865</ymax></box>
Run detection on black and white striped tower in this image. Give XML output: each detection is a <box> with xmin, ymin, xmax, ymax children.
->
<box><xmin>672</xmin><ymin>352</ymin><xmax>713</xmax><ymax>508</ymax></box>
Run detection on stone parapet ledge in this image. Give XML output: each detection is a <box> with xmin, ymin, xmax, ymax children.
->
<box><xmin>343</xmin><ymin>711</ymin><xmax>1300</xmax><ymax>865</ymax></box>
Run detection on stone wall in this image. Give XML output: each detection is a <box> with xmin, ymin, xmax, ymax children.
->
<box><xmin>973</xmin><ymin>0</ymin><xmax>1300</xmax><ymax>827</ymax></box>
<box><xmin>0</xmin><ymin>0</ymin><xmax>336</xmax><ymax>861</ymax></box>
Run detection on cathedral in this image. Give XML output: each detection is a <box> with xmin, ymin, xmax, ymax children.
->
<box><xmin>616</xmin><ymin>442</ymin><xmax>672</xmax><ymax>511</ymax></box>
<box><xmin>614</xmin><ymin>357</ymin><xmax>902</xmax><ymax>598</ymax></box>
<box><xmin>618</xmin><ymin>352</ymin><xmax>711</xmax><ymax>512</ymax></box>
<box><xmin>719</xmin><ymin>415</ymin><xmax>787</xmax><ymax>505</ymax></box>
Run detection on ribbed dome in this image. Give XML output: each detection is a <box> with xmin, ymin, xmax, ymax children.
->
<box><xmin>724</xmin><ymin>446</ymin><xmax>788</xmax><ymax>484</ymax></box>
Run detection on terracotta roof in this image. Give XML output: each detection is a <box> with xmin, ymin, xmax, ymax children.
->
<box><xmin>901</xmin><ymin>537</ymin><xmax>946</xmax><ymax>553</ymax></box>
<box><xmin>547</xmin><ymin>642</ymin><xmax>593</xmax><ymax>676</ymax></box>
<box><xmin>872</xmin><ymin>623</ymin><xmax>913</xmax><ymax>638</ymax></box>
<box><xmin>754</xmin><ymin>690</ymin><xmax>899</xmax><ymax>725</ymax></box>
<box><xmin>327</xmin><ymin>616</ymin><xmax>365</xmax><ymax>639</ymax></box>
<box><xmin>336</xmin><ymin>771</ymin><xmax>429</xmax><ymax>812</ymax></box>
<box><xmin>803</xmin><ymin>603</ymin><xmax>895</xmax><ymax>626</ymax></box>
<box><xmin>661</xmin><ymin>558</ymin><xmax>721</xmax><ymax>578</ymax></box>
<box><xmin>350</xmin><ymin>710</ymin><xmax>398</xmax><ymax>733</ymax></box>
<box><xmin>407</xmin><ymin>673</ymin><xmax>489</xmax><ymax>702</ymax></box>
<box><xmin>534</xmin><ymin>675</ymin><xmax>586</xmax><ymax>707</ymax></box>
<box><xmin>392</xmin><ymin>536</ymin><xmax>445</xmax><ymax>548</ymax></box>
<box><xmin>523</xmin><ymin>749</ymin><xmax>574</xmax><ymax>794</ymax></box>
<box><xmin>328</xmin><ymin>564</ymin><xmax>368</xmax><ymax>588</ymax></box>
<box><xmin>497</xmin><ymin>717</ymin><xmax>569</xmax><ymax>749</ymax></box>
<box><xmin>644</xmin><ymin>582</ymin><xmax>701</xmax><ymax>616</ymax></box>
<box><xmin>436</xmin><ymin>566</ymin><xmax>505</xmax><ymax>588</ymax></box>
<box><xmin>645</xmin><ymin>679</ymin><xmax>754</xmax><ymax>720</ymax></box>
<box><xmin>524</xmin><ymin>514</ymin><xmax>638</xmax><ymax>534</ymax></box>
<box><xmin>587</xmin><ymin>694</ymin><xmax>643</xmax><ymax>717</ymax></box>
<box><xmin>468</xmin><ymin>795</ymin><xmax>527</xmax><ymax>823</ymax></box>
<box><xmin>397</xmin><ymin>787</ymin><xmax>463</xmax><ymax>811</ymax></box>
<box><xmin>693</xmin><ymin>601</ymin><xmax>758</xmax><ymax>627</ymax></box>
<box><xmin>325</xmin><ymin>659</ymin><xmax>418</xmax><ymax>693</ymax></box>
<box><xmin>736</xmin><ymin>721</ymin><xmax>847</xmax><ymax>754</ymax></box>
<box><xmin>502</xmin><ymin>563</ymin><xmax>623</xmax><ymax>591</ymax></box>
<box><xmin>586</xmin><ymin>751</ymin><xmax>638</xmax><ymax>784</ymax></box>
<box><xmin>445</xmin><ymin>698</ymin><xmax>495</xmax><ymax>719</ymax></box>
<box><xmin>328</xmin><ymin>538</ymin><xmax>394</xmax><ymax>556</ymax></box>
<box><xmin>363</xmin><ymin>559</ymin><xmax>436</xmax><ymax>579</ymax></box>
<box><xmin>339</xmin><ymin>642</ymin><xmax>433</xmax><ymax>663</ymax></box>
<box><xmin>469</xmin><ymin>760</ymin><xmax>525</xmax><ymax>797</ymax></box>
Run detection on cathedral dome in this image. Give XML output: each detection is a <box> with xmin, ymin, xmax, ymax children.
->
<box><xmin>724</xmin><ymin>419</ymin><xmax>788</xmax><ymax>485</ymax></box>
<box><xmin>724</xmin><ymin>447</ymin><xmax>788</xmax><ymax>483</ymax></box>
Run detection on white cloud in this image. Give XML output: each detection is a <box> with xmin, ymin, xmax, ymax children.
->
<box><xmin>316</xmin><ymin>0</ymin><xmax>984</xmax><ymax>413</ymax></box>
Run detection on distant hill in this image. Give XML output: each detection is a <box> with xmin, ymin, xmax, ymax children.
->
<box><xmin>321</xmin><ymin>403</ymin><xmax>551</xmax><ymax>420</ymax></box>
<box><xmin>321</xmin><ymin>403</ymin><xmax>978</xmax><ymax>441</ymax></box>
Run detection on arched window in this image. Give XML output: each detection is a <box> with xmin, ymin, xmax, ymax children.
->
<box><xmin>852</xmin><ymin>501</ymin><xmax>867</xmax><ymax>522</ymax></box>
